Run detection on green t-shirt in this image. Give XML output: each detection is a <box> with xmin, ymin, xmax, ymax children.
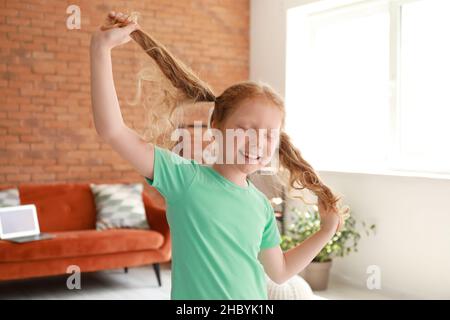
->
<box><xmin>145</xmin><ymin>145</ymin><xmax>281</xmax><ymax>300</ymax></box>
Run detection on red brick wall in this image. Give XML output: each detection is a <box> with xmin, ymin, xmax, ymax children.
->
<box><xmin>0</xmin><ymin>0</ymin><xmax>249</xmax><ymax>206</ymax></box>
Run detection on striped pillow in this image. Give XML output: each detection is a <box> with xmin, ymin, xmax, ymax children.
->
<box><xmin>0</xmin><ymin>188</ymin><xmax>20</xmax><ymax>207</ymax></box>
<box><xmin>90</xmin><ymin>183</ymin><xmax>149</xmax><ymax>231</ymax></box>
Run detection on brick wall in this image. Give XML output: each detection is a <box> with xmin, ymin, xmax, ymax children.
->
<box><xmin>0</xmin><ymin>0</ymin><xmax>249</xmax><ymax>206</ymax></box>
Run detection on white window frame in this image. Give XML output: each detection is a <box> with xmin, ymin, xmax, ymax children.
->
<box><xmin>286</xmin><ymin>0</ymin><xmax>450</xmax><ymax>180</ymax></box>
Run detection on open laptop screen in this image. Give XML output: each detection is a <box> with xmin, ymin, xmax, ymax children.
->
<box><xmin>0</xmin><ymin>205</ymin><xmax>39</xmax><ymax>239</ymax></box>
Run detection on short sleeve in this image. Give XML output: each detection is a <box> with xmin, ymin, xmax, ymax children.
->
<box><xmin>144</xmin><ymin>145</ymin><xmax>198</xmax><ymax>203</ymax></box>
<box><xmin>260</xmin><ymin>199</ymin><xmax>282</xmax><ymax>250</ymax></box>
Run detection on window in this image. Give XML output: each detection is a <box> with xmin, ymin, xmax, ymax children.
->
<box><xmin>285</xmin><ymin>0</ymin><xmax>450</xmax><ymax>176</ymax></box>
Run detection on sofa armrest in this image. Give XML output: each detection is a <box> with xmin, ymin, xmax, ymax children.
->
<box><xmin>142</xmin><ymin>192</ymin><xmax>171</xmax><ymax>261</ymax></box>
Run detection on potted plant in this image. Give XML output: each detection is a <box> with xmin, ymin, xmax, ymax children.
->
<box><xmin>280</xmin><ymin>205</ymin><xmax>376</xmax><ymax>291</ymax></box>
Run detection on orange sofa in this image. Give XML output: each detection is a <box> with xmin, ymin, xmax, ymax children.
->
<box><xmin>0</xmin><ymin>183</ymin><xmax>171</xmax><ymax>286</ymax></box>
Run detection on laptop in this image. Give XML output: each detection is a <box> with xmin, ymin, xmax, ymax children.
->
<box><xmin>0</xmin><ymin>204</ymin><xmax>55</xmax><ymax>243</ymax></box>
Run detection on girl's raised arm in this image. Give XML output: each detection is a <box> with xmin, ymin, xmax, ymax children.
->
<box><xmin>89</xmin><ymin>12</ymin><xmax>155</xmax><ymax>179</ymax></box>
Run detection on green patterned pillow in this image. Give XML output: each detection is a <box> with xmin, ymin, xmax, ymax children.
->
<box><xmin>0</xmin><ymin>188</ymin><xmax>20</xmax><ymax>207</ymax></box>
<box><xmin>90</xmin><ymin>183</ymin><xmax>149</xmax><ymax>231</ymax></box>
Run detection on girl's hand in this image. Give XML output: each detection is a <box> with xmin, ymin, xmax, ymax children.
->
<box><xmin>317</xmin><ymin>197</ymin><xmax>341</xmax><ymax>234</ymax></box>
<box><xmin>91</xmin><ymin>11</ymin><xmax>139</xmax><ymax>50</ymax></box>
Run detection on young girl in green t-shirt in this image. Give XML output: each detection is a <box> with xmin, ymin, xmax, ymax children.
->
<box><xmin>90</xmin><ymin>11</ymin><xmax>347</xmax><ymax>299</ymax></box>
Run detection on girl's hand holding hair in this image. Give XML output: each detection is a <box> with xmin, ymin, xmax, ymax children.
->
<box><xmin>259</xmin><ymin>197</ymin><xmax>350</xmax><ymax>285</ymax></box>
<box><xmin>89</xmin><ymin>10</ymin><xmax>155</xmax><ymax>180</ymax></box>
<box><xmin>91</xmin><ymin>11</ymin><xmax>140</xmax><ymax>50</ymax></box>
<box><xmin>318</xmin><ymin>197</ymin><xmax>350</xmax><ymax>234</ymax></box>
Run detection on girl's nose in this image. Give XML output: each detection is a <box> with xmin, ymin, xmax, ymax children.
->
<box><xmin>247</xmin><ymin>143</ymin><xmax>264</xmax><ymax>155</ymax></box>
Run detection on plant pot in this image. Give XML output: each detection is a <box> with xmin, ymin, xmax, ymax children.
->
<box><xmin>299</xmin><ymin>260</ymin><xmax>332</xmax><ymax>291</ymax></box>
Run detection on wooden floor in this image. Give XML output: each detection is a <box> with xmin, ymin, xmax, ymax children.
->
<box><xmin>0</xmin><ymin>263</ymin><xmax>401</xmax><ymax>300</ymax></box>
<box><xmin>0</xmin><ymin>263</ymin><xmax>172</xmax><ymax>300</ymax></box>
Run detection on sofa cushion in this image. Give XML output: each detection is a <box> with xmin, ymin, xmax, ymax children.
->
<box><xmin>0</xmin><ymin>188</ymin><xmax>20</xmax><ymax>207</ymax></box>
<box><xmin>0</xmin><ymin>229</ymin><xmax>164</xmax><ymax>262</ymax></box>
<box><xmin>90</xmin><ymin>183</ymin><xmax>149</xmax><ymax>231</ymax></box>
<box><xmin>18</xmin><ymin>184</ymin><xmax>98</xmax><ymax>232</ymax></box>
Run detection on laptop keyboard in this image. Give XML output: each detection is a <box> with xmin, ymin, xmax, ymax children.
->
<box><xmin>15</xmin><ymin>235</ymin><xmax>43</xmax><ymax>241</ymax></box>
<box><xmin>8</xmin><ymin>233</ymin><xmax>54</xmax><ymax>242</ymax></box>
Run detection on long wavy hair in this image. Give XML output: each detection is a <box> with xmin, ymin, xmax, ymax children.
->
<box><xmin>102</xmin><ymin>13</ymin><xmax>344</xmax><ymax>214</ymax></box>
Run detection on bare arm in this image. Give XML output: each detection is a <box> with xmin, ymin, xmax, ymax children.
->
<box><xmin>90</xmin><ymin>12</ymin><xmax>154</xmax><ymax>179</ymax></box>
<box><xmin>258</xmin><ymin>228</ymin><xmax>335</xmax><ymax>284</ymax></box>
<box><xmin>258</xmin><ymin>198</ymin><xmax>341</xmax><ymax>284</ymax></box>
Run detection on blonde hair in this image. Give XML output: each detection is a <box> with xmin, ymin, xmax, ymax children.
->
<box><xmin>103</xmin><ymin>13</ymin><xmax>344</xmax><ymax>214</ymax></box>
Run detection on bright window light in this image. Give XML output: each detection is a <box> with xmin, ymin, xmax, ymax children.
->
<box><xmin>397</xmin><ymin>0</ymin><xmax>450</xmax><ymax>173</ymax></box>
<box><xmin>285</xmin><ymin>0</ymin><xmax>450</xmax><ymax>176</ymax></box>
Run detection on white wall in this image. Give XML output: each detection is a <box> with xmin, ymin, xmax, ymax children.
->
<box><xmin>250</xmin><ymin>0</ymin><xmax>450</xmax><ymax>299</ymax></box>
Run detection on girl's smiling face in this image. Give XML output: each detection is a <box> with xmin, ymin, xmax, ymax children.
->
<box><xmin>212</xmin><ymin>97</ymin><xmax>283</xmax><ymax>175</ymax></box>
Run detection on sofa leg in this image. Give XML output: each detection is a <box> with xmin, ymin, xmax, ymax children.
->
<box><xmin>153</xmin><ymin>263</ymin><xmax>161</xmax><ymax>287</ymax></box>
<box><xmin>124</xmin><ymin>267</ymin><xmax>128</xmax><ymax>274</ymax></box>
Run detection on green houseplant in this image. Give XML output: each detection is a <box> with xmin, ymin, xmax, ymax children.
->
<box><xmin>281</xmin><ymin>205</ymin><xmax>376</xmax><ymax>290</ymax></box>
